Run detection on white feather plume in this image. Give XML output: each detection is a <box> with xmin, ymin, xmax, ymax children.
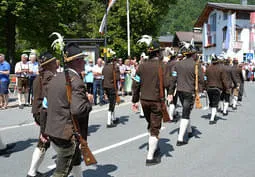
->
<box><xmin>49</xmin><ymin>32</ymin><xmax>65</xmax><ymax>51</ymax></box>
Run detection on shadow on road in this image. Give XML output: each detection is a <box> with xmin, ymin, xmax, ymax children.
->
<box><xmin>88</xmin><ymin>124</ymin><xmax>101</xmax><ymax>136</ymax></box>
<box><xmin>118</xmin><ymin>115</ymin><xmax>129</xmax><ymax>125</ymax></box>
<box><xmin>138</xmin><ymin>138</ymin><xmax>174</xmax><ymax>158</ymax></box>
<box><xmin>82</xmin><ymin>164</ymin><xmax>118</xmax><ymax>177</ymax></box>
<box><xmin>43</xmin><ymin>164</ymin><xmax>117</xmax><ymax>177</ymax></box>
<box><xmin>169</xmin><ymin>126</ymin><xmax>202</xmax><ymax>141</ymax></box>
<box><xmin>0</xmin><ymin>138</ymin><xmax>37</xmax><ymax>158</ymax></box>
<box><xmin>201</xmin><ymin>113</ymin><xmax>227</xmax><ymax>123</ymax></box>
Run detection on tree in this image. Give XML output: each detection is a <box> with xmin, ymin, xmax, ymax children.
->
<box><xmin>159</xmin><ymin>0</ymin><xmax>253</xmax><ymax>35</ymax></box>
<box><xmin>85</xmin><ymin>0</ymin><xmax>177</xmax><ymax>58</ymax></box>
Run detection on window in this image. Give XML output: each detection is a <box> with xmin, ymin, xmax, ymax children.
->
<box><xmin>223</xmin><ymin>26</ymin><xmax>227</xmax><ymax>42</ymax></box>
<box><xmin>210</xmin><ymin>13</ymin><xmax>217</xmax><ymax>32</ymax></box>
<box><xmin>224</xmin><ymin>12</ymin><xmax>228</xmax><ymax>20</ymax></box>
<box><xmin>236</xmin><ymin>29</ymin><xmax>242</xmax><ymax>41</ymax></box>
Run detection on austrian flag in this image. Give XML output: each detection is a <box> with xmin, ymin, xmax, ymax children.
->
<box><xmin>99</xmin><ymin>0</ymin><xmax>117</xmax><ymax>34</ymax></box>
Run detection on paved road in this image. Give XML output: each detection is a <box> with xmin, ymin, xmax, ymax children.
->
<box><xmin>1</xmin><ymin>83</ymin><xmax>255</xmax><ymax>177</ymax></box>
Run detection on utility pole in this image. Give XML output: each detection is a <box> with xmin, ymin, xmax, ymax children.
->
<box><xmin>127</xmin><ymin>0</ymin><xmax>131</xmax><ymax>56</ymax></box>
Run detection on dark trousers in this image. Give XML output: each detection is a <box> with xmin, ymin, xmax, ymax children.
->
<box><xmin>140</xmin><ymin>100</ymin><xmax>162</xmax><ymax>137</ymax></box>
<box><xmin>178</xmin><ymin>91</ymin><xmax>194</xmax><ymax>119</ymax></box>
<box><xmin>220</xmin><ymin>91</ymin><xmax>230</xmax><ymax>103</ymax></box>
<box><xmin>28</xmin><ymin>76</ymin><xmax>36</xmax><ymax>104</ymax></box>
<box><xmin>86</xmin><ymin>83</ymin><xmax>93</xmax><ymax>94</ymax></box>
<box><xmin>104</xmin><ymin>88</ymin><xmax>116</xmax><ymax>112</ymax></box>
<box><xmin>207</xmin><ymin>87</ymin><xmax>221</xmax><ymax>108</ymax></box>
<box><xmin>50</xmin><ymin>137</ymin><xmax>81</xmax><ymax>177</ymax></box>
<box><xmin>93</xmin><ymin>79</ymin><xmax>104</xmax><ymax>104</ymax></box>
<box><xmin>238</xmin><ymin>82</ymin><xmax>244</xmax><ymax>101</ymax></box>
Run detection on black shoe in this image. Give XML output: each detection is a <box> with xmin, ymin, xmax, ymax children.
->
<box><xmin>154</xmin><ymin>148</ymin><xmax>161</xmax><ymax>158</ymax></box>
<box><xmin>232</xmin><ymin>107</ymin><xmax>237</xmax><ymax>110</ymax></box>
<box><xmin>217</xmin><ymin>109</ymin><xmax>223</xmax><ymax>113</ymax></box>
<box><xmin>27</xmin><ymin>171</ymin><xmax>44</xmax><ymax>177</ymax></box>
<box><xmin>146</xmin><ymin>157</ymin><xmax>161</xmax><ymax>166</ymax></box>
<box><xmin>0</xmin><ymin>143</ymin><xmax>16</xmax><ymax>155</ymax></box>
<box><xmin>106</xmin><ymin>124</ymin><xmax>117</xmax><ymax>128</ymax></box>
<box><xmin>113</xmin><ymin>118</ymin><xmax>119</xmax><ymax>124</ymax></box>
<box><xmin>139</xmin><ymin>115</ymin><xmax>145</xmax><ymax>118</ymax></box>
<box><xmin>19</xmin><ymin>105</ymin><xmax>24</xmax><ymax>109</ymax></box>
<box><xmin>209</xmin><ymin>120</ymin><xmax>216</xmax><ymax>125</ymax></box>
<box><xmin>188</xmin><ymin>132</ymin><xmax>193</xmax><ymax>138</ymax></box>
<box><xmin>223</xmin><ymin>112</ymin><xmax>228</xmax><ymax>116</ymax></box>
<box><xmin>24</xmin><ymin>104</ymin><xmax>29</xmax><ymax>107</ymax></box>
<box><xmin>176</xmin><ymin>141</ymin><xmax>187</xmax><ymax>146</ymax></box>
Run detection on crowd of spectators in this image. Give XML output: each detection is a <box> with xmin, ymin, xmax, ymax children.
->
<box><xmin>0</xmin><ymin>53</ymin><xmax>142</xmax><ymax>109</ymax></box>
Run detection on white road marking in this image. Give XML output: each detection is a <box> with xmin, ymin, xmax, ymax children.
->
<box><xmin>0</xmin><ymin>102</ymin><xmax>131</xmax><ymax>131</ymax></box>
<box><xmin>47</xmin><ymin>127</ymin><xmax>166</xmax><ymax>169</ymax></box>
<box><xmin>0</xmin><ymin>122</ymin><xmax>35</xmax><ymax>131</ymax></box>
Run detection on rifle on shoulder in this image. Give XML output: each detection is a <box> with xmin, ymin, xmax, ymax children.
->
<box><xmin>65</xmin><ymin>70</ymin><xmax>97</xmax><ymax>166</ymax></box>
<box><xmin>158</xmin><ymin>62</ymin><xmax>171</xmax><ymax>122</ymax></box>
<box><xmin>113</xmin><ymin>63</ymin><xmax>121</xmax><ymax>104</ymax></box>
<box><xmin>195</xmin><ymin>60</ymin><xmax>202</xmax><ymax>109</ymax></box>
<box><xmin>50</xmin><ymin>32</ymin><xmax>97</xmax><ymax>166</ymax></box>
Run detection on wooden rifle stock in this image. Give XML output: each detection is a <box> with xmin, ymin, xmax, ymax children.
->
<box><xmin>65</xmin><ymin>74</ymin><xmax>97</xmax><ymax>166</ymax></box>
<box><xmin>72</xmin><ymin>118</ymin><xmax>97</xmax><ymax>166</ymax></box>
<box><xmin>195</xmin><ymin>61</ymin><xmax>202</xmax><ymax>109</ymax></box>
<box><xmin>113</xmin><ymin>63</ymin><xmax>121</xmax><ymax>104</ymax></box>
<box><xmin>158</xmin><ymin>63</ymin><xmax>171</xmax><ymax>122</ymax></box>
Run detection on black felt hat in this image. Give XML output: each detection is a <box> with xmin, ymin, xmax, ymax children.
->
<box><xmin>64</xmin><ymin>43</ymin><xmax>87</xmax><ymax>62</ymax></box>
<box><xmin>39</xmin><ymin>52</ymin><xmax>56</xmax><ymax>66</ymax></box>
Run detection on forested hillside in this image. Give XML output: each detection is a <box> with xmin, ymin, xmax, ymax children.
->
<box><xmin>1</xmin><ymin>0</ymin><xmax>255</xmax><ymax>61</ymax></box>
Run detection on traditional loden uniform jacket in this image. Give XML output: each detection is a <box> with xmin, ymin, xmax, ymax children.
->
<box><xmin>205</xmin><ymin>63</ymin><xmax>229</xmax><ymax>108</ymax></box>
<box><xmin>45</xmin><ymin>69</ymin><xmax>92</xmax><ymax>141</ymax></box>
<box><xmin>231</xmin><ymin>64</ymin><xmax>245</xmax><ymax>99</ymax></box>
<box><xmin>169</xmin><ymin>56</ymin><xmax>204</xmax><ymax>145</ymax></box>
<box><xmin>132</xmin><ymin>57</ymin><xmax>171</xmax><ymax>136</ymax></box>
<box><xmin>102</xmin><ymin>62</ymin><xmax>120</xmax><ymax>127</ymax></box>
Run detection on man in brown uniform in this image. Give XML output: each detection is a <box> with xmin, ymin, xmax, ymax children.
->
<box><xmin>27</xmin><ymin>52</ymin><xmax>57</xmax><ymax>177</ymax></box>
<box><xmin>167</xmin><ymin>55</ymin><xmax>179</xmax><ymax>122</ymax></box>
<box><xmin>132</xmin><ymin>42</ymin><xmax>171</xmax><ymax>166</ymax></box>
<box><xmin>169</xmin><ymin>43</ymin><xmax>203</xmax><ymax>146</ymax></box>
<box><xmin>205</xmin><ymin>54</ymin><xmax>228</xmax><ymax>124</ymax></box>
<box><xmin>102</xmin><ymin>57</ymin><xmax>120</xmax><ymax>128</ymax></box>
<box><xmin>45</xmin><ymin>43</ymin><xmax>92</xmax><ymax>177</ymax></box>
<box><xmin>219</xmin><ymin>56</ymin><xmax>234</xmax><ymax>116</ymax></box>
<box><xmin>231</xmin><ymin>59</ymin><xmax>245</xmax><ymax>110</ymax></box>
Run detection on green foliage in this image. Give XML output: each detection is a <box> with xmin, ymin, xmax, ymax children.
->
<box><xmin>3</xmin><ymin>0</ymin><xmax>255</xmax><ymax>63</ymax></box>
<box><xmin>159</xmin><ymin>0</ymin><xmax>255</xmax><ymax>35</ymax></box>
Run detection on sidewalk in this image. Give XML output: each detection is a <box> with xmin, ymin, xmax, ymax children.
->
<box><xmin>5</xmin><ymin>94</ymin><xmax>132</xmax><ymax>110</ymax></box>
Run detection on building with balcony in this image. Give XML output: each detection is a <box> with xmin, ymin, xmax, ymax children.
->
<box><xmin>194</xmin><ymin>1</ymin><xmax>255</xmax><ymax>62</ymax></box>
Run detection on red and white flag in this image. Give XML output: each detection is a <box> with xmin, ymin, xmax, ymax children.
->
<box><xmin>99</xmin><ymin>0</ymin><xmax>117</xmax><ymax>34</ymax></box>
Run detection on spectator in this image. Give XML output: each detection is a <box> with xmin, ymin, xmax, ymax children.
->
<box><xmin>124</xmin><ymin>59</ymin><xmax>132</xmax><ymax>95</ymax></box>
<box><xmin>118</xmin><ymin>58</ymin><xmax>126</xmax><ymax>96</ymax></box>
<box><xmin>56</xmin><ymin>59</ymin><xmax>63</xmax><ymax>72</ymax></box>
<box><xmin>28</xmin><ymin>53</ymin><xmax>39</xmax><ymax>105</ymax></box>
<box><xmin>84</xmin><ymin>58</ymin><xmax>94</xmax><ymax>94</ymax></box>
<box><xmin>15</xmin><ymin>53</ymin><xmax>32</xmax><ymax>109</ymax></box>
<box><xmin>0</xmin><ymin>54</ymin><xmax>10</xmax><ymax>109</ymax></box>
<box><xmin>93</xmin><ymin>58</ymin><xmax>105</xmax><ymax>105</ymax></box>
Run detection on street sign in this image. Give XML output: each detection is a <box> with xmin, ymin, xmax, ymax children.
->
<box><xmin>246</xmin><ymin>53</ymin><xmax>254</xmax><ymax>61</ymax></box>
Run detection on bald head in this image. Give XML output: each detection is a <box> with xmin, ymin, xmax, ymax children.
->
<box><xmin>97</xmin><ymin>58</ymin><xmax>103</xmax><ymax>66</ymax></box>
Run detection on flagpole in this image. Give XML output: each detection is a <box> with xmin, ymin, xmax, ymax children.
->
<box><xmin>104</xmin><ymin>0</ymin><xmax>108</xmax><ymax>61</ymax></box>
<box><xmin>127</xmin><ymin>0</ymin><xmax>130</xmax><ymax>56</ymax></box>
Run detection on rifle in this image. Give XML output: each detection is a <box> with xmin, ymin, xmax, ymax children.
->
<box><xmin>158</xmin><ymin>62</ymin><xmax>171</xmax><ymax>122</ymax></box>
<box><xmin>64</xmin><ymin>65</ymin><xmax>97</xmax><ymax>166</ymax></box>
<box><xmin>50</xmin><ymin>32</ymin><xmax>96</xmax><ymax>166</ymax></box>
<box><xmin>112</xmin><ymin>63</ymin><xmax>121</xmax><ymax>104</ymax></box>
<box><xmin>195</xmin><ymin>60</ymin><xmax>202</xmax><ymax>109</ymax></box>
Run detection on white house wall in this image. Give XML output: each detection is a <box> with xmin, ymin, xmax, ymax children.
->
<box><xmin>202</xmin><ymin>9</ymin><xmax>251</xmax><ymax>62</ymax></box>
